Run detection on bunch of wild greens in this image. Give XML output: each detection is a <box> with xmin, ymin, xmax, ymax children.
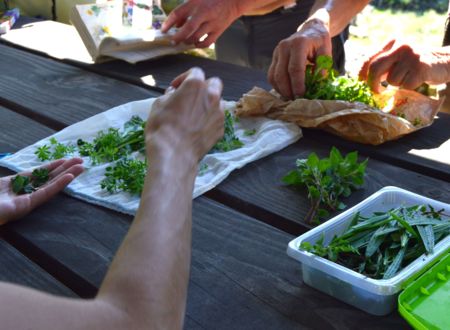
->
<box><xmin>304</xmin><ymin>55</ymin><xmax>377</xmax><ymax>107</ymax></box>
<box><xmin>282</xmin><ymin>147</ymin><xmax>367</xmax><ymax>223</ymax></box>
<box><xmin>11</xmin><ymin>168</ymin><xmax>50</xmax><ymax>195</ymax></box>
<box><xmin>300</xmin><ymin>205</ymin><xmax>450</xmax><ymax>279</ymax></box>
<box><xmin>34</xmin><ymin>111</ymin><xmax>243</xmax><ymax>195</ymax></box>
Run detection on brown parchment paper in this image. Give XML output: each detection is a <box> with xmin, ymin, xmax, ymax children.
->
<box><xmin>236</xmin><ymin>87</ymin><xmax>443</xmax><ymax>145</ymax></box>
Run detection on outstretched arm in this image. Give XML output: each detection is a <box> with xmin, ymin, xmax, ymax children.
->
<box><xmin>268</xmin><ymin>0</ymin><xmax>370</xmax><ymax>98</ymax></box>
<box><xmin>0</xmin><ymin>68</ymin><xmax>224</xmax><ymax>330</ymax></box>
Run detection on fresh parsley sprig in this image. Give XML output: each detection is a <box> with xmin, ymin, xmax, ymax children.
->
<box><xmin>304</xmin><ymin>55</ymin><xmax>377</xmax><ymax>107</ymax></box>
<box><xmin>283</xmin><ymin>147</ymin><xmax>367</xmax><ymax>223</ymax></box>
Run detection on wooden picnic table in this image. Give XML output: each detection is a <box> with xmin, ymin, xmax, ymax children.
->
<box><xmin>0</xmin><ymin>17</ymin><xmax>449</xmax><ymax>329</ymax></box>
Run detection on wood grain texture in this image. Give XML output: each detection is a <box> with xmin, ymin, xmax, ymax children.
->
<box><xmin>0</xmin><ymin>182</ymin><xmax>408</xmax><ymax>329</ymax></box>
<box><xmin>210</xmin><ymin>138</ymin><xmax>450</xmax><ymax>234</ymax></box>
<box><xmin>0</xmin><ymin>239</ymin><xmax>75</xmax><ymax>296</ymax></box>
<box><xmin>0</xmin><ymin>106</ymin><xmax>54</xmax><ymax>153</ymax></box>
<box><xmin>89</xmin><ymin>54</ymin><xmax>271</xmax><ymax>101</ymax></box>
<box><xmin>303</xmin><ymin>117</ymin><xmax>450</xmax><ymax>182</ymax></box>
<box><xmin>0</xmin><ymin>44</ymin><xmax>157</xmax><ymax>128</ymax></box>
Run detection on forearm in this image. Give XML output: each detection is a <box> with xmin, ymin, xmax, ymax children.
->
<box><xmin>98</xmin><ymin>152</ymin><xmax>197</xmax><ymax>329</ymax></box>
<box><xmin>309</xmin><ymin>0</ymin><xmax>369</xmax><ymax>36</ymax></box>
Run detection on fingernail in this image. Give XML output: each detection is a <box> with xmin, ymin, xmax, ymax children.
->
<box><xmin>165</xmin><ymin>86</ymin><xmax>175</xmax><ymax>94</ymax></box>
<box><xmin>208</xmin><ymin>77</ymin><xmax>222</xmax><ymax>93</ymax></box>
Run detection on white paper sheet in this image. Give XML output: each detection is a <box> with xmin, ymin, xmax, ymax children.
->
<box><xmin>0</xmin><ymin>98</ymin><xmax>301</xmax><ymax>215</ymax></box>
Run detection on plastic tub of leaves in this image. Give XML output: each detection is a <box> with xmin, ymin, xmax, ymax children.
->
<box><xmin>287</xmin><ymin>186</ymin><xmax>450</xmax><ymax>316</ymax></box>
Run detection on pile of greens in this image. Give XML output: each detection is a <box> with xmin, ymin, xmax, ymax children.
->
<box><xmin>282</xmin><ymin>147</ymin><xmax>367</xmax><ymax>223</ymax></box>
<box><xmin>301</xmin><ymin>205</ymin><xmax>450</xmax><ymax>279</ymax></box>
<box><xmin>11</xmin><ymin>168</ymin><xmax>50</xmax><ymax>195</ymax></box>
<box><xmin>35</xmin><ymin>111</ymin><xmax>243</xmax><ymax>195</ymax></box>
<box><xmin>304</xmin><ymin>55</ymin><xmax>377</xmax><ymax>107</ymax></box>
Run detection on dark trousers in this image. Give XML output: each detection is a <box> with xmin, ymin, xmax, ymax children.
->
<box><xmin>215</xmin><ymin>1</ymin><xmax>348</xmax><ymax>73</ymax></box>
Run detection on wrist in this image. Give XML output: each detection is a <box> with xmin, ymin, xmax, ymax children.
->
<box><xmin>299</xmin><ymin>9</ymin><xmax>330</xmax><ymax>33</ymax></box>
<box><xmin>146</xmin><ymin>142</ymin><xmax>199</xmax><ymax>179</ymax></box>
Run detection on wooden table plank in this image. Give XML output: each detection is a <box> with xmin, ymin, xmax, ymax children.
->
<box><xmin>0</xmin><ymin>44</ymin><xmax>157</xmax><ymax>129</ymax></box>
<box><xmin>208</xmin><ymin>138</ymin><xmax>450</xmax><ymax>234</ymax></box>
<box><xmin>0</xmin><ymin>239</ymin><xmax>75</xmax><ymax>296</ymax></box>
<box><xmin>0</xmin><ymin>106</ymin><xmax>54</xmax><ymax>153</ymax></box>
<box><xmin>304</xmin><ymin>120</ymin><xmax>450</xmax><ymax>182</ymax></box>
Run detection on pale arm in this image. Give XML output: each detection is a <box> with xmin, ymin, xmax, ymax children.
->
<box><xmin>0</xmin><ymin>68</ymin><xmax>224</xmax><ymax>330</ymax></box>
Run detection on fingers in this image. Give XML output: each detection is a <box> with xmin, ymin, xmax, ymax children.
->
<box><xmin>161</xmin><ymin>2</ymin><xmax>191</xmax><ymax>33</ymax></box>
<box><xmin>170</xmin><ymin>71</ymin><xmax>191</xmax><ymax>88</ymax></box>
<box><xmin>195</xmin><ymin>30</ymin><xmax>221</xmax><ymax>49</ymax></box>
<box><xmin>28</xmin><ymin>173</ymin><xmax>77</xmax><ymax>210</ymax></box>
<box><xmin>271</xmin><ymin>41</ymin><xmax>293</xmax><ymax>99</ymax></box>
<box><xmin>171</xmin><ymin>15</ymin><xmax>202</xmax><ymax>45</ymax></box>
<box><xmin>359</xmin><ymin>39</ymin><xmax>396</xmax><ymax>81</ymax></box>
<box><xmin>185</xmin><ymin>22</ymin><xmax>210</xmax><ymax>46</ymax></box>
<box><xmin>206</xmin><ymin>77</ymin><xmax>223</xmax><ymax>105</ymax></box>
<box><xmin>367</xmin><ymin>53</ymin><xmax>399</xmax><ymax>93</ymax></box>
<box><xmin>48</xmin><ymin>158</ymin><xmax>83</xmax><ymax>180</ymax></box>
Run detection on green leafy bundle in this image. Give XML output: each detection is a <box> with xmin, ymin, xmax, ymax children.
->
<box><xmin>101</xmin><ymin>158</ymin><xmax>147</xmax><ymax>195</ymax></box>
<box><xmin>283</xmin><ymin>147</ymin><xmax>367</xmax><ymax>223</ymax></box>
<box><xmin>300</xmin><ymin>205</ymin><xmax>450</xmax><ymax>279</ymax></box>
<box><xmin>210</xmin><ymin>110</ymin><xmax>244</xmax><ymax>153</ymax></box>
<box><xmin>11</xmin><ymin>168</ymin><xmax>50</xmax><ymax>195</ymax></box>
<box><xmin>34</xmin><ymin>111</ymin><xmax>244</xmax><ymax>195</ymax></box>
<box><xmin>304</xmin><ymin>55</ymin><xmax>377</xmax><ymax>107</ymax></box>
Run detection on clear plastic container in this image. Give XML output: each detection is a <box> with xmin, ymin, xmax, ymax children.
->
<box><xmin>287</xmin><ymin>186</ymin><xmax>450</xmax><ymax>316</ymax></box>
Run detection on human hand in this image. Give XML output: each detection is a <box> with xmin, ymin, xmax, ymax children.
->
<box><xmin>146</xmin><ymin>68</ymin><xmax>224</xmax><ymax>167</ymax></box>
<box><xmin>161</xmin><ymin>0</ymin><xmax>241</xmax><ymax>48</ymax></box>
<box><xmin>0</xmin><ymin>158</ymin><xmax>84</xmax><ymax>225</ymax></box>
<box><xmin>268</xmin><ymin>11</ymin><xmax>332</xmax><ymax>99</ymax></box>
<box><xmin>359</xmin><ymin>40</ymin><xmax>450</xmax><ymax>93</ymax></box>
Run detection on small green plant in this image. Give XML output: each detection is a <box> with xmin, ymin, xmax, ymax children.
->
<box><xmin>283</xmin><ymin>147</ymin><xmax>367</xmax><ymax>223</ymax></box>
<box><xmin>300</xmin><ymin>205</ymin><xmax>450</xmax><ymax>279</ymax></box>
<box><xmin>11</xmin><ymin>168</ymin><xmax>50</xmax><ymax>195</ymax></box>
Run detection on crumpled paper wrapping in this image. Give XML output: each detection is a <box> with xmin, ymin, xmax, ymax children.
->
<box><xmin>236</xmin><ymin>87</ymin><xmax>443</xmax><ymax>145</ymax></box>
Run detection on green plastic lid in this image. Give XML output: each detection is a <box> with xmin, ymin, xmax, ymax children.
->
<box><xmin>398</xmin><ymin>252</ymin><xmax>450</xmax><ymax>330</ymax></box>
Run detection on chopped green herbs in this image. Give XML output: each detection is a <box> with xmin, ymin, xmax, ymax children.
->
<box><xmin>34</xmin><ymin>112</ymin><xmax>243</xmax><ymax>195</ymax></box>
<box><xmin>304</xmin><ymin>55</ymin><xmax>377</xmax><ymax>107</ymax></box>
<box><xmin>244</xmin><ymin>129</ymin><xmax>257</xmax><ymax>136</ymax></box>
<box><xmin>101</xmin><ymin>158</ymin><xmax>147</xmax><ymax>195</ymax></box>
<box><xmin>282</xmin><ymin>147</ymin><xmax>367</xmax><ymax>223</ymax></box>
<box><xmin>300</xmin><ymin>205</ymin><xmax>450</xmax><ymax>279</ymax></box>
<box><xmin>210</xmin><ymin>111</ymin><xmax>244</xmax><ymax>153</ymax></box>
<box><xmin>11</xmin><ymin>168</ymin><xmax>50</xmax><ymax>195</ymax></box>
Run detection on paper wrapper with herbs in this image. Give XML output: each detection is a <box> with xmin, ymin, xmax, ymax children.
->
<box><xmin>236</xmin><ymin>56</ymin><xmax>443</xmax><ymax>145</ymax></box>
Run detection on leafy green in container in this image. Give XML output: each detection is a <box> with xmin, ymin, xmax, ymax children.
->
<box><xmin>300</xmin><ymin>205</ymin><xmax>450</xmax><ymax>279</ymax></box>
<box><xmin>283</xmin><ymin>147</ymin><xmax>367</xmax><ymax>223</ymax></box>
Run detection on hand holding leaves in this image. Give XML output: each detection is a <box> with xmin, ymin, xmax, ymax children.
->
<box><xmin>0</xmin><ymin>158</ymin><xmax>83</xmax><ymax>225</ymax></box>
